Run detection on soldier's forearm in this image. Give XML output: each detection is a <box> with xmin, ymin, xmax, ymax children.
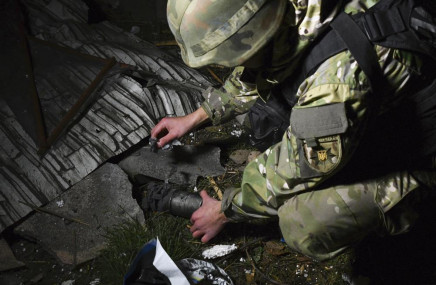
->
<box><xmin>190</xmin><ymin>106</ymin><xmax>210</xmax><ymax>129</ymax></box>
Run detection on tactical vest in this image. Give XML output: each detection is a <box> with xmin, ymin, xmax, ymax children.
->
<box><xmin>249</xmin><ymin>0</ymin><xmax>436</xmax><ymax>162</ymax></box>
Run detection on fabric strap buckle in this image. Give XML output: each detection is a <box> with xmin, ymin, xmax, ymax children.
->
<box><xmin>362</xmin><ymin>7</ymin><xmax>406</xmax><ymax>41</ymax></box>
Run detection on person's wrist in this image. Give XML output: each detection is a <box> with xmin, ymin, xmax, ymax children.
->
<box><xmin>220</xmin><ymin>212</ymin><xmax>230</xmax><ymax>223</ymax></box>
<box><xmin>187</xmin><ymin>107</ymin><xmax>210</xmax><ymax>129</ymax></box>
<box><xmin>195</xmin><ymin>107</ymin><xmax>209</xmax><ymax>122</ymax></box>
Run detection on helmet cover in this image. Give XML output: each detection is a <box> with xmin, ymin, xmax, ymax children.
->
<box><xmin>167</xmin><ymin>0</ymin><xmax>287</xmax><ymax>67</ymax></box>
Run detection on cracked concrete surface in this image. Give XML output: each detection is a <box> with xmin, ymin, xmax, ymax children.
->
<box><xmin>15</xmin><ymin>163</ymin><xmax>144</xmax><ymax>265</ymax></box>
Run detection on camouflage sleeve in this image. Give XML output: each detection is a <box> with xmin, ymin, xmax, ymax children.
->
<box><xmin>222</xmin><ymin>46</ymin><xmax>425</xmax><ymax>222</ymax></box>
<box><xmin>200</xmin><ymin>67</ymin><xmax>259</xmax><ymax>125</ymax></box>
<box><xmin>199</xmin><ymin>0</ymin><xmax>376</xmax><ymax>127</ymax></box>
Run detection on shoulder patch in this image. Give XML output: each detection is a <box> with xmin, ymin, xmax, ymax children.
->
<box><xmin>290</xmin><ymin>103</ymin><xmax>347</xmax><ymax>177</ymax></box>
<box><xmin>303</xmin><ymin>135</ymin><xmax>342</xmax><ymax>174</ymax></box>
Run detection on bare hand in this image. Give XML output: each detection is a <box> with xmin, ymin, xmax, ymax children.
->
<box><xmin>151</xmin><ymin>116</ymin><xmax>192</xmax><ymax>148</ymax></box>
<box><xmin>190</xmin><ymin>191</ymin><xmax>228</xmax><ymax>243</ymax></box>
<box><xmin>150</xmin><ymin>107</ymin><xmax>210</xmax><ymax>148</ymax></box>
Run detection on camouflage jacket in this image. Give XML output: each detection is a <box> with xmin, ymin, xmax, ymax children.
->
<box><xmin>201</xmin><ymin>0</ymin><xmax>383</xmax><ymax>124</ymax></box>
<box><xmin>201</xmin><ymin>0</ymin><xmax>428</xmax><ymax>231</ymax></box>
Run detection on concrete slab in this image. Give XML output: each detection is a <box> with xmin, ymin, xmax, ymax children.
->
<box><xmin>119</xmin><ymin>145</ymin><xmax>226</xmax><ymax>185</ymax></box>
<box><xmin>15</xmin><ymin>163</ymin><xmax>143</xmax><ymax>265</ymax></box>
<box><xmin>0</xmin><ymin>239</ymin><xmax>25</xmax><ymax>272</ymax></box>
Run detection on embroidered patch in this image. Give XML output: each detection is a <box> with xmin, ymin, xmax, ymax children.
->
<box><xmin>303</xmin><ymin>135</ymin><xmax>342</xmax><ymax>173</ymax></box>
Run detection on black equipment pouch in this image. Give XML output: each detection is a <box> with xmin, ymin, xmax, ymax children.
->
<box><xmin>248</xmin><ymin>94</ymin><xmax>292</xmax><ymax>152</ymax></box>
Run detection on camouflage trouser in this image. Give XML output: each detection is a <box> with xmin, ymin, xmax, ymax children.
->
<box><xmin>225</xmin><ymin>143</ymin><xmax>436</xmax><ymax>261</ymax></box>
<box><xmin>220</xmin><ymin>47</ymin><xmax>436</xmax><ymax>260</ymax></box>
<box><xmin>277</xmin><ymin>170</ymin><xmax>434</xmax><ymax>260</ymax></box>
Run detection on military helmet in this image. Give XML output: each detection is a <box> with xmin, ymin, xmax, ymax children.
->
<box><xmin>167</xmin><ymin>0</ymin><xmax>287</xmax><ymax>68</ymax></box>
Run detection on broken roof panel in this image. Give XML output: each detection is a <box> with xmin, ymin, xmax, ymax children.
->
<box><xmin>23</xmin><ymin>0</ymin><xmax>213</xmax><ymax>87</ymax></box>
<box><xmin>31</xmin><ymin>37</ymin><xmax>129</xmax><ymax>153</ymax></box>
<box><xmin>0</xmin><ymin>0</ymin><xmax>46</xmax><ymax>149</ymax></box>
<box><xmin>0</xmin><ymin>0</ymin><xmax>216</xmax><ymax>232</ymax></box>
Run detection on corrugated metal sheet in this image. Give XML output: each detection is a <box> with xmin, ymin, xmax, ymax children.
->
<box><xmin>0</xmin><ymin>0</ymin><xmax>215</xmax><ymax>231</ymax></box>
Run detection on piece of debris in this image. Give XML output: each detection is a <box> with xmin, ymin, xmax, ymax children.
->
<box><xmin>264</xmin><ymin>240</ymin><xmax>287</xmax><ymax>256</ymax></box>
<box><xmin>89</xmin><ymin>278</ymin><xmax>101</xmax><ymax>285</ymax></box>
<box><xmin>230</xmin><ymin>129</ymin><xmax>243</xmax><ymax>137</ymax></box>
<box><xmin>130</xmin><ymin>25</ymin><xmax>140</xmax><ymax>34</ymax></box>
<box><xmin>202</xmin><ymin>244</ymin><xmax>238</xmax><ymax>259</ymax></box>
<box><xmin>247</xmin><ymin>151</ymin><xmax>262</xmax><ymax>163</ymax></box>
<box><xmin>245</xmin><ymin>269</ymin><xmax>255</xmax><ymax>284</ymax></box>
<box><xmin>15</xmin><ymin>163</ymin><xmax>144</xmax><ymax>265</ymax></box>
<box><xmin>208</xmin><ymin>177</ymin><xmax>223</xmax><ymax>199</ymax></box>
<box><xmin>229</xmin><ymin>149</ymin><xmax>252</xmax><ymax>165</ymax></box>
<box><xmin>149</xmin><ymin>137</ymin><xmax>158</xmax><ymax>152</ymax></box>
<box><xmin>119</xmin><ymin>145</ymin><xmax>225</xmax><ymax>185</ymax></box>
<box><xmin>56</xmin><ymin>200</ymin><xmax>65</xmax><ymax>208</ymax></box>
<box><xmin>161</xmin><ymin>139</ymin><xmax>183</xmax><ymax>150</ymax></box>
<box><xmin>0</xmin><ymin>238</ymin><xmax>25</xmax><ymax>271</ymax></box>
<box><xmin>30</xmin><ymin>273</ymin><xmax>44</xmax><ymax>283</ymax></box>
<box><xmin>177</xmin><ymin>258</ymin><xmax>234</xmax><ymax>285</ymax></box>
<box><xmin>125</xmin><ymin>238</ymin><xmax>191</xmax><ymax>285</ymax></box>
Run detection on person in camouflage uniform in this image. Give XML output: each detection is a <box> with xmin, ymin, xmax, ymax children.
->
<box><xmin>151</xmin><ymin>0</ymin><xmax>436</xmax><ymax>260</ymax></box>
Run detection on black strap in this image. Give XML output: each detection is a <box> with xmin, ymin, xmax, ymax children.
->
<box><xmin>281</xmin><ymin>11</ymin><xmax>391</xmax><ymax>106</ymax></box>
<box><xmin>330</xmin><ymin>12</ymin><xmax>390</xmax><ymax>95</ymax></box>
<box><xmin>279</xmin><ymin>29</ymin><xmax>347</xmax><ymax>106</ymax></box>
<box><xmin>302</xmin><ymin>30</ymin><xmax>347</xmax><ymax>78</ymax></box>
<box><xmin>282</xmin><ymin>0</ymin><xmax>436</xmax><ymax>103</ymax></box>
<box><xmin>277</xmin><ymin>2</ymin><xmax>436</xmax><ymax>161</ymax></box>
<box><xmin>415</xmin><ymin>79</ymin><xmax>436</xmax><ymax>114</ymax></box>
<box><xmin>362</xmin><ymin>5</ymin><xmax>407</xmax><ymax>41</ymax></box>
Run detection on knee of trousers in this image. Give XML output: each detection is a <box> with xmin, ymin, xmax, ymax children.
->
<box><xmin>277</xmin><ymin>185</ymin><xmax>381</xmax><ymax>261</ymax></box>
